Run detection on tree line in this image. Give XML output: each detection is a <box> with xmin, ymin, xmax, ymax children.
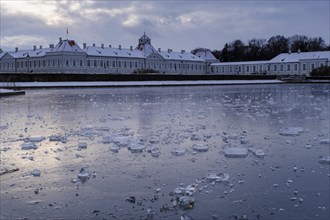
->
<box><xmin>192</xmin><ymin>35</ymin><xmax>329</xmax><ymax>62</ymax></box>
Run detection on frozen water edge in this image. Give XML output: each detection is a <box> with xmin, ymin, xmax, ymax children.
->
<box><xmin>0</xmin><ymin>80</ymin><xmax>283</xmax><ymax>88</ymax></box>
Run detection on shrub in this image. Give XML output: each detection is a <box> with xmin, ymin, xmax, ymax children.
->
<box><xmin>310</xmin><ymin>66</ymin><xmax>330</xmax><ymax>76</ymax></box>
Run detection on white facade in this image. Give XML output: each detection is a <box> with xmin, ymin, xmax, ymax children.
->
<box><xmin>0</xmin><ymin>34</ymin><xmax>207</xmax><ymax>75</ymax></box>
<box><xmin>210</xmin><ymin>51</ymin><xmax>330</xmax><ymax>76</ymax></box>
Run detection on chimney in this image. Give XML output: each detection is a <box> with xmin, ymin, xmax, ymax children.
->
<box><xmin>92</xmin><ymin>43</ymin><xmax>95</xmax><ymax>47</ymax></box>
<box><xmin>0</xmin><ymin>48</ymin><xmax>3</xmax><ymax>53</ymax></box>
<box><xmin>119</xmin><ymin>45</ymin><xmax>121</xmax><ymax>50</ymax></box>
<box><xmin>101</xmin><ymin>44</ymin><xmax>104</xmax><ymax>49</ymax></box>
<box><xmin>39</xmin><ymin>45</ymin><xmax>42</xmax><ymax>49</ymax></box>
<box><xmin>158</xmin><ymin>48</ymin><xmax>161</xmax><ymax>52</ymax></box>
<box><xmin>49</xmin><ymin>44</ymin><xmax>54</xmax><ymax>48</ymax></box>
<box><xmin>109</xmin><ymin>45</ymin><xmax>112</xmax><ymax>48</ymax></box>
<box><xmin>59</xmin><ymin>37</ymin><xmax>62</xmax><ymax>42</ymax></box>
<box><xmin>181</xmin><ymin>50</ymin><xmax>185</xmax><ymax>53</ymax></box>
<box><xmin>130</xmin><ymin>46</ymin><xmax>133</xmax><ymax>50</ymax></box>
<box><xmin>168</xmin><ymin>49</ymin><xmax>171</xmax><ymax>53</ymax></box>
<box><xmin>15</xmin><ymin>47</ymin><xmax>18</xmax><ymax>52</ymax></box>
<box><xmin>83</xmin><ymin>43</ymin><xmax>86</xmax><ymax>49</ymax></box>
<box><xmin>33</xmin><ymin>45</ymin><xmax>37</xmax><ymax>51</ymax></box>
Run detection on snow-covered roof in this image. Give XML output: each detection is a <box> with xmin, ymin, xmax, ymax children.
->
<box><xmin>84</xmin><ymin>46</ymin><xmax>144</xmax><ymax>58</ymax></box>
<box><xmin>211</xmin><ymin>60</ymin><xmax>268</xmax><ymax>66</ymax></box>
<box><xmin>194</xmin><ymin>49</ymin><xmax>218</xmax><ymax>62</ymax></box>
<box><xmin>6</xmin><ymin>48</ymin><xmax>52</xmax><ymax>59</ymax></box>
<box><xmin>270</xmin><ymin>51</ymin><xmax>330</xmax><ymax>63</ymax></box>
<box><xmin>158</xmin><ymin>50</ymin><xmax>204</xmax><ymax>62</ymax></box>
<box><xmin>0</xmin><ymin>51</ymin><xmax>6</xmax><ymax>59</ymax></box>
<box><xmin>51</xmin><ymin>40</ymin><xmax>84</xmax><ymax>53</ymax></box>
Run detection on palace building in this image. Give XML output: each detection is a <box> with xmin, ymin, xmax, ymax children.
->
<box><xmin>0</xmin><ymin>34</ymin><xmax>329</xmax><ymax>76</ymax></box>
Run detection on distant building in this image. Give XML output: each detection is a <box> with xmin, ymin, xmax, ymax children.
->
<box><xmin>210</xmin><ymin>51</ymin><xmax>330</xmax><ymax>76</ymax></box>
<box><xmin>0</xmin><ymin>34</ymin><xmax>329</xmax><ymax>76</ymax></box>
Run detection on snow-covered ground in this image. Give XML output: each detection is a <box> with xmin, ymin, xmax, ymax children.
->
<box><xmin>0</xmin><ymin>79</ymin><xmax>282</xmax><ymax>88</ymax></box>
<box><xmin>0</xmin><ymin>88</ymin><xmax>25</xmax><ymax>96</ymax></box>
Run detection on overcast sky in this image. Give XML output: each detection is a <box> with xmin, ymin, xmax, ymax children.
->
<box><xmin>0</xmin><ymin>0</ymin><xmax>329</xmax><ymax>52</ymax></box>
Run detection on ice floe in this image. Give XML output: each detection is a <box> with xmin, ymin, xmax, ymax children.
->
<box><xmin>206</xmin><ymin>173</ymin><xmax>230</xmax><ymax>183</ymax></box>
<box><xmin>279</xmin><ymin>127</ymin><xmax>304</xmax><ymax>136</ymax></box>
<box><xmin>21</xmin><ymin>142</ymin><xmax>37</xmax><ymax>150</ymax></box>
<box><xmin>30</xmin><ymin>169</ymin><xmax>41</xmax><ymax>177</ymax></box>
<box><xmin>223</xmin><ymin>147</ymin><xmax>248</xmax><ymax>158</ymax></box>
<box><xmin>319</xmin><ymin>156</ymin><xmax>330</xmax><ymax>164</ymax></box>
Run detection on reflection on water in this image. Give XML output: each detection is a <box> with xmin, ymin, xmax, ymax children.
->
<box><xmin>0</xmin><ymin>84</ymin><xmax>329</xmax><ymax>219</ymax></box>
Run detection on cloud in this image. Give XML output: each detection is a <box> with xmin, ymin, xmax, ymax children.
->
<box><xmin>0</xmin><ymin>0</ymin><xmax>329</xmax><ymax>52</ymax></box>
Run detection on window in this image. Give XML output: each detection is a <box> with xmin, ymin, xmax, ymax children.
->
<box><xmin>302</xmin><ymin>64</ymin><xmax>306</xmax><ymax>70</ymax></box>
<box><xmin>230</xmin><ymin>66</ymin><xmax>233</xmax><ymax>72</ymax></box>
<box><xmin>268</xmin><ymin>65</ymin><xmax>271</xmax><ymax>71</ymax></box>
<box><xmin>118</xmin><ymin>61</ymin><xmax>121</xmax><ymax>68</ymax></box>
<box><xmin>311</xmin><ymin>63</ymin><xmax>315</xmax><ymax>70</ymax></box>
<box><xmin>294</xmin><ymin>64</ymin><xmax>298</xmax><ymax>71</ymax></box>
<box><xmin>130</xmin><ymin>62</ymin><xmax>132</xmax><ymax>68</ymax></box>
<box><xmin>106</xmin><ymin>61</ymin><xmax>110</xmax><ymax>67</ymax></box>
<box><xmin>222</xmin><ymin>66</ymin><xmax>224</xmax><ymax>73</ymax></box>
<box><xmin>34</xmin><ymin>61</ymin><xmax>37</xmax><ymax>67</ymax></box>
<box><xmin>246</xmin><ymin>66</ymin><xmax>249</xmax><ymax>72</ymax></box>
<box><xmin>253</xmin><ymin>65</ymin><xmax>256</xmax><ymax>72</ymax></box>
<box><xmin>280</xmin><ymin>64</ymin><xmax>283</xmax><ymax>71</ymax></box>
<box><xmin>320</xmin><ymin>63</ymin><xmax>324</xmax><ymax>67</ymax></box>
<box><xmin>87</xmin><ymin>60</ymin><xmax>91</xmax><ymax>67</ymax></box>
<box><xmin>73</xmin><ymin>60</ymin><xmax>76</xmax><ymax>67</ymax></box>
<box><xmin>124</xmin><ymin>61</ymin><xmax>127</xmax><ymax>68</ymax></box>
<box><xmin>135</xmin><ymin>62</ymin><xmax>138</xmax><ymax>68</ymax></box>
<box><xmin>274</xmin><ymin>65</ymin><xmax>277</xmax><ymax>71</ymax></box>
<box><xmin>80</xmin><ymin>60</ymin><xmax>83</xmax><ymax>67</ymax></box>
<box><xmin>112</xmin><ymin>61</ymin><xmax>116</xmax><ymax>67</ymax></box>
<box><xmin>94</xmin><ymin>60</ymin><xmax>97</xmax><ymax>67</ymax></box>
<box><xmin>100</xmin><ymin>60</ymin><xmax>103</xmax><ymax>67</ymax></box>
<box><xmin>287</xmin><ymin>64</ymin><xmax>290</xmax><ymax>71</ymax></box>
<box><xmin>38</xmin><ymin>60</ymin><xmax>41</xmax><ymax>67</ymax></box>
<box><xmin>66</xmin><ymin>60</ymin><xmax>69</xmax><ymax>66</ymax></box>
<box><xmin>58</xmin><ymin>60</ymin><xmax>60</xmax><ymax>66</ymax></box>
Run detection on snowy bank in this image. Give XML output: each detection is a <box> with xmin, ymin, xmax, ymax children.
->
<box><xmin>0</xmin><ymin>80</ymin><xmax>283</xmax><ymax>88</ymax></box>
<box><xmin>0</xmin><ymin>89</ymin><xmax>25</xmax><ymax>96</ymax></box>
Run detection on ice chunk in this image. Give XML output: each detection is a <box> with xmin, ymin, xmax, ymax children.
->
<box><xmin>21</xmin><ymin>142</ymin><xmax>37</xmax><ymax>150</ymax></box>
<box><xmin>206</xmin><ymin>173</ymin><xmax>230</xmax><ymax>182</ymax></box>
<box><xmin>78</xmin><ymin>142</ymin><xmax>87</xmax><ymax>149</ymax></box>
<box><xmin>77</xmin><ymin>168</ymin><xmax>89</xmax><ymax>182</ymax></box>
<box><xmin>223</xmin><ymin>147</ymin><xmax>248</xmax><ymax>158</ymax></box>
<box><xmin>110</xmin><ymin>145</ymin><xmax>120</xmax><ymax>153</ymax></box>
<box><xmin>28</xmin><ymin>136</ymin><xmax>44</xmax><ymax>142</ymax></box>
<box><xmin>171</xmin><ymin>148</ymin><xmax>186</xmax><ymax>156</ymax></box>
<box><xmin>279</xmin><ymin>127</ymin><xmax>304</xmax><ymax>136</ymax></box>
<box><xmin>101</xmin><ymin>136</ymin><xmax>113</xmax><ymax>144</ymax></box>
<box><xmin>176</xmin><ymin>196</ymin><xmax>195</xmax><ymax>209</ymax></box>
<box><xmin>192</xmin><ymin>144</ymin><xmax>209</xmax><ymax>152</ymax></box>
<box><xmin>319</xmin><ymin>139</ymin><xmax>330</xmax><ymax>145</ymax></box>
<box><xmin>49</xmin><ymin>135</ymin><xmax>66</xmax><ymax>142</ymax></box>
<box><xmin>319</xmin><ymin>156</ymin><xmax>330</xmax><ymax>164</ymax></box>
<box><xmin>150</xmin><ymin>148</ymin><xmax>161</xmax><ymax>158</ymax></box>
<box><xmin>113</xmin><ymin>136</ymin><xmax>130</xmax><ymax>147</ymax></box>
<box><xmin>30</xmin><ymin>169</ymin><xmax>41</xmax><ymax>177</ymax></box>
<box><xmin>248</xmin><ymin>147</ymin><xmax>266</xmax><ymax>158</ymax></box>
<box><xmin>128</xmin><ymin>143</ymin><xmax>145</xmax><ymax>153</ymax></box>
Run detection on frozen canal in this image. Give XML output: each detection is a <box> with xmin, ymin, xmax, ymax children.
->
<box><xmin>0</xmin><ymin>83</ymin><xmax>329</xmax><ymax>220</ymax></box>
